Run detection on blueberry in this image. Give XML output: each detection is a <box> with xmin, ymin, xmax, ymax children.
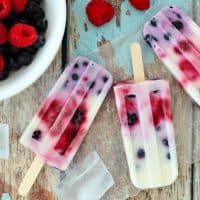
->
<box><xmin>150</xmin><ymin>18</ymin><xmax>157</xmax><ymax>27</ymax></box>
<box><xmin>33</xmin><ymin>35</ymin><xmax>46</xmax><ymax>49</ymax></box>
<box><xmin>71</xmin><ymin>108</ymin><xmax>84</xmax><ymax>125</ymax></box>
<box><xmin>90</xmin><ymin>81</ymin><xmax>95</xmax><ymax>89</ymax></box>
<box><xmin>103</xmin><ymin>76</ymin><xmax>108</xmax><ymax>82</ymax></box>
<box><xmin>97</xmin><ymin>89</ymin><xmax>102</xmax><ymax>95</ymax></box>
<box><xmin>63</xmin><ymin>81</ymin><xmax>68</xmax><ymax>88</ymax></box>
<box><xmin>172</xmin><ymin>20</ymin><xmax>184</xmax><ymax>30</ymax></box>
<box><xmin>137</xmin><ymin>149</ymin><xmax>145</xmax><ymax>159</ymax></box>
<box><xmin>156</xmin><ymin>126</ymin><xmax>161</xmax><ymax>131</ymax></box>
<box><xmin>167</xmin><ymin>153</ymin><xmax>171</xmax><ymax>160</ymax></box>
<box><xmin>16</xmin><ymin>52</ymin><xmax>33</xmax><ymax>66</ymax></box>
<box><xmin>164</xmin><ymin>34</ymin><xmax>170</xmax><ymax>41</ymax></box>
<box><xmin>32</xmin><ymin>130</ymin><xmax>42</xmax><ymax>140</ymax></box>
<box><xmin>162</xmin><ymin>138</ymin><xmax>169</xmax><ymax>147</ymax></box>
<box><xmin>127</xmin><ymin>112</ymin><xmax>138</xmax><ymax>126</ymax></box>
<box><xmin>83</xmin><ymin>61</ymin><xmax>89</xmax><ymax>66</ymax></box>
<box><xmin>126</xmin><ymin>94</ymin><xmax>136</xmax><ymax>99</ymax></box>
<box><xmin>176</xmin><ymin>13</ymin><xmax>182</xmax><ymax>19</ymax></box>
<box><xmin>72</xmin><ymin>73</ymin><xmax>79</xmax><ymax>81</ymax></box>
<box><xmin>153</xmin><ymin>90</ymin><xmax>159</xmax><ymax>93</ymax></box>
<box><xmin>144</xmin><ymin>34</ymin><xmax>158</xmax><ymax>48</ymax></box>
<box><xmin>74</xmin><ymin>63</ymin><xmax>79</xmax><ymax>68</ymax></box>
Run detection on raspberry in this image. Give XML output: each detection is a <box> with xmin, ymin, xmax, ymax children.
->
<box><xmin>0</xmin><ymin>0</ymin><xmax>11</xmax><ymax>19</ymax></box>
<box><xmin>86</xmin><ymin>0</ymin><xmax>114</xmax><ymax>27</ymax></box>
<box><xmin>8</xmin><ymin>23</ymin><xmax>38</xmax><ymax>48</ymax></box>
<box><xmin>0</xmin><ymin>53</ymin><xmax>8</xmax><ymax>80</ymax></box>
<box><xmin>0</xmin><ymin>22</ymin><xmax>8</xmax><ymax>44</ymax></box>
<box><xmin>129</xmin><ymin>0</ymin><xmax>150</xmax><ymax>11</ymax></box>
<box><xmin>11</xmin><ymin>0</ymin><xmax>28</xmax><ymax>13</ymax></box>
<box><xmin>0</xmin><ymin>54</ymin><xmax>5</xmax><ymax>72</ymax></box>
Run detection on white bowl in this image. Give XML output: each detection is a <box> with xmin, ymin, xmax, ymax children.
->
<box><xmin>0</xmin><ymin>0</ymin><xmax>66</xmax><ymax>101</ymax></box>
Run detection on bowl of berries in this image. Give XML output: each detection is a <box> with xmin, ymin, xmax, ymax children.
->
<box><xmin>0</xmin><ymin>0</ymin><xmax>66</xmax><ymax>100</ymax></box>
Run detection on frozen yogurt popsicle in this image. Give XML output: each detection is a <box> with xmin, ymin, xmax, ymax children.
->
<box><xmin>114</xmin><ymin>43</ymin><xmax>178</xmax><ymax>189</ymax></box>
<box><xmin>19</xmin><ymin>56</ymin><xmax>112</xmax><ymax>195</ymax></box>
<box><xmin>143</xmin><ymin>6</ymin><xmax>200</xmax><ymax>105</ymax></box>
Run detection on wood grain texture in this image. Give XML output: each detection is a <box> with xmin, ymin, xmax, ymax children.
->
<box><xmin>69</xmin><ymin>0</ymin><xmax>200</xmax><ymax>200</ymax></box>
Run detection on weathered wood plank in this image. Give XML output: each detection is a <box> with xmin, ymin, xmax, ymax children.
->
<box><xmin>69</xmin><ymin>0</ymin><xmax>199</xmax><ymax>199</ymax></box>
<box><xmin>0</xmin><ymin>49</ymin><xmax>62</xmax><ymax>200</ymax></box>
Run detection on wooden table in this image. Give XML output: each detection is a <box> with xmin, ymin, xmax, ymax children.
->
<box><xmin>0</xmin><ymin>0</ymin><xmax>200</xmax><ymax>199</ymax></box>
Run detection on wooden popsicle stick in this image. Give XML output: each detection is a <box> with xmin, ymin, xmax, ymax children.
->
<box><xmin>130</xmin><ymin>42</ymin><xmax>145</xmax><ymax>82</ymax></box>
<box><xmin>18</xmin><ymin>157</ymin><xmax>44</xmax><ymax>196</ymax></box>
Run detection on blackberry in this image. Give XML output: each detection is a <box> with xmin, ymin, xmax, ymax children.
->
<box><xmin>127</xmin><ymin>112</ymin><xmax>138</xmax><ymax>126</ymax></box>
<box><xmin>3</xmin><ymin>12</ymin><xmax>18</xmax><ymax>28</ymax></box>
<box><xmin>16</xmin><ymin>51</ymin><xmax>33</xmax><ymax>66</ymax></box>
<box><xmin>0</xmin><ymin>43</ymin><xmax>10</xmax><ymax>54</ymax></box>
<box><xmin>18</xmin><ymin>17</ymin><xmax>33</xmax><ymax>25</ymax></box>
<box><xmin>71</xmin><ymin>109</ymin><xmax>85</xmax><ymax>125</ymax></box>
<box><xmin>8</xmin><ymin>57</ymin><xmax>21</xmax><ymax>71</ymax></box>
<box><xmin>35</xmin><ymin>19</ymin><xmax>48</xmax><ymax>33</ymax></box>
<box><xmin>24</xmin><ymin>46</ymin><xmax>38</xmax><ymax>54</ymax></box>
<box><xmin>33</xmin><ymin>8</ymin><xmax>45</xmax><ymax>20</ymax></box>
<box><xmin>30</xmin><ymin>0</ymin><xmax>43</xmax><ymax>5</ymax></box>
<box><xmin>9</xmin><ymin>46</ymin><xmax>21</xmax><ymax>55</ymax></box>
<box><xmin>25</xmin><ymin>2</ymin><xmax>40</xmax><ymax>16</ymax></box>
<box><xmin>0</xmin><ymin>65</ymin><xmax>9</xmax><ymax>81</ymax></box>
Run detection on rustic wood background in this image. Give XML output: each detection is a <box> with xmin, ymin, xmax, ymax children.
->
<box><xmin>0</xmin><ymin>0</ymin><xmax>200</xmax><ymax>199</ymax></box>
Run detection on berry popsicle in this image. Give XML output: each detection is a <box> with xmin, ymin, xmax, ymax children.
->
<box><xmin>19</xmin><ymin>56</ymin><xmax>112</xmax><ymax>195</ymax></box>
<box><xmin>143</xmin><ymin>6</ymin><xmax>200</xmax><ymax>105</ymax></box>
<box><xmin>114</xmin><ymin>43</ymin><xmax>178</xmax><ymax>189</ymax></box>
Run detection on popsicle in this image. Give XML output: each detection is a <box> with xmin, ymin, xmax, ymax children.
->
<box><xmin>143</xmin><ymin>6</ymin><xmax>200</xmax><ymax>105</ymax></box>
<box><xmin>19</xmin><ymin>56</ymin><xmax>112</xmax><ymax>195</ymax></box>
<box><xmin>113</xmin><ymin>43</ymin><xmax>178</xmax><ymax>189</ymax></box>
